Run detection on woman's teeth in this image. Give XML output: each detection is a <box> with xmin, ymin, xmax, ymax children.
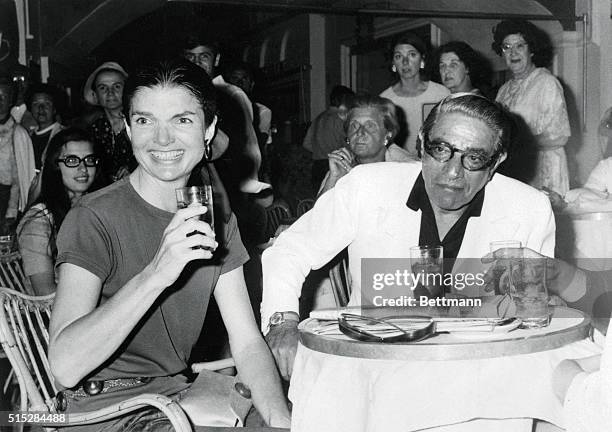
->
<box><xmin>151</xmin><ymin>150</ymin><xmax>183</xmax><ymax>160</ymax></box>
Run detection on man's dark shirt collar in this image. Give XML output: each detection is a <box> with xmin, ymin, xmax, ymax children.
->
<box><xmin>406</xmin><ymin>172</ymin><xmax>485</xmax><ymax>261</ymax></box>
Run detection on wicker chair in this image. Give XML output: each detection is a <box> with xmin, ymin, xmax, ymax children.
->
<box><xmin>0</xmin><ymin>252</ymin><xmax>34</xmax><ymax>295</ymax></box>
<box><xmin>328</xmin><ymin>252</ymin><xmax>351</xmax><ymax>308</ymax></box>
<box><xmin>0</xmin><ymin>288</ymin><xmax>192</xmax><ymax>431</ymax></box>
<box><xmin>265</xmin><ymin>202</ymin><xmax>292</xmax><ymax>239</ymax></box>
<box><xmin>296</xmin><ymin>198</ymin><xmax>315</xmax><ymax>217</ymax></box>
<box><xmin>0</xmin><ymin>253</ymin><xmax>34</xmax><ymax>403</ymax></box>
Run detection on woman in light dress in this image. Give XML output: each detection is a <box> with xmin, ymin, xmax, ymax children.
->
<box><xmin>493</xmin><ymin>19</ymin><xmax>571</xmax><ymax>195</ymax></box>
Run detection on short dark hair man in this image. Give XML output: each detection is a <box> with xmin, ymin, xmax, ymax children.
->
<box><xmin>25</xmin><ymin>83</ymin><xmax>64</xmax><ymax>169</ymax></box>
<box><xmin>262</xmin><ymin>94</ymin><xmax>555</xmax><ymax>379</ymax></box>
<box><xmin>182</xmin><ymin>36</ymin><xmax>269</xmax><ymax>195</ymax></box>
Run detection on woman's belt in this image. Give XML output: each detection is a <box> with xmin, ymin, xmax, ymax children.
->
<box><xmin>56</xmin><ymin>377</ymin><xmax>153</xmax><ymax>411</ymax></box>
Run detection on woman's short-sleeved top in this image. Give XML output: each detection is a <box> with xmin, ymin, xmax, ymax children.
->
<box><xmin>17</xmin><ymin>203</ymin><xmax>56</xmax><ymax>283</ymax></box>
<box><xmin>56</xmin><ymin>178</ymin><xmax>249</xmax><ymax>381</ymax></box>
<box><xmin>380</xmin><ymin>81</ymin><xmax>450</xmax><ymax>156</ymax></box>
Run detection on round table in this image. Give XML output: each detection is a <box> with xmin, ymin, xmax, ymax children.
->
<box><xmin>289</xmin><ymin>307</ymin><xmax>601</xmax><ymax>432</ymax></box>
<box><xmin>299</xmin><ymin>307</ymin><xmax>591</xmax><ymax>361</ymax></box>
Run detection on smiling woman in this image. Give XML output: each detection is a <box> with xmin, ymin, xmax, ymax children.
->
<box><xmin>48</xmin><ymin>59</ymin><xmax>291</xmax><ymax>431</ymax></box>
<box><xmin>17</xmin><ymin>128</ymin><xmax>106</xmax><ymax>295</ymax></box>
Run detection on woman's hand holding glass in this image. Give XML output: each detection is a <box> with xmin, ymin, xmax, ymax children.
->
<box><xmin>147</xmin><ymin>205</ymin><xmax>217</xmax><ymax>289</ymax></box>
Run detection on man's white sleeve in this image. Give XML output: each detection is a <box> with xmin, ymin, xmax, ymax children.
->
<box><xmin>261</xmin><ymin>172</ymin><xmax>360</xmax><ymax>332</ymax></box>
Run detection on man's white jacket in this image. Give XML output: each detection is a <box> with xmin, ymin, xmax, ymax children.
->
<box><xmin>261</xmin><ymin>161</ymin><xmax>555</xmax><ymax>330</ymax></box>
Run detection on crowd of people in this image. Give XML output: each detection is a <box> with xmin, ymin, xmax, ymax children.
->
<box><xmin>0</xmin><ymin>18</ymin><xmax>609</xmax><ymax>432</ymax></box>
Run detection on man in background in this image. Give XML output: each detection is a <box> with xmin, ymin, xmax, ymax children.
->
<box><xmin>182</xmin><ymin>35</ymin><xmax>269</xmax><ymax>195</ymax></box>
<box><xmin>303</xmin><ymin>85</ymin><xmax>355</xmax><ymax>192</ymax></box>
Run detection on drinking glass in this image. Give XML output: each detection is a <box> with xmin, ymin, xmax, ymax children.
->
<box><xmin>489</xmin><ymin>240</ymin><xmax>522</xmax><ymax>295</ymax></box>
<box><xmin>509</xmin><ymin>253</ymin><xmax>550</xmax><ymax>328</ymax></box>
<box><xmin>0</xmin><ymin>235</ymin><xmax>12</xmax><ymax>255</ymax></box>
<box><xmin>176</xmin><ymin>185</ymin><xmax>214</xmax><ymax>249</ymax></box>
<box><xmin>410</xmin><ymin>245</ymin><xmax>444</xmax><ymax>298</ymax></box>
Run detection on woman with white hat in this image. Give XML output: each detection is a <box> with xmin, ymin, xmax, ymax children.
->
<box><xmin>84</xmin><ymin>61</ymin><xmax>136</xmax><ymax>181</ymax></box>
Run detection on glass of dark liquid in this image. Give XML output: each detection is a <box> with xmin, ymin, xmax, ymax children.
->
<box><xmin>176</xmin><ymin>185</ymin><xmax>214</xmax><ymax>249</ymax></box>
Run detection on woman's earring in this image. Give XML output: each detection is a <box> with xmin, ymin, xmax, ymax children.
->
<box><xmin>391</xmin><ymin>65</ymin><xmax>397</xmax><ymax>73</ymax></box>
<box><xmin>345</xmin><ymin>137</ymin><xmax>350</xmax><ymax>145</ymax></box>
<box><xmin>203</xmin><ymin>140</ymin><xmax>213</xmax><ymax>161</ymax></box>
<box><xmin>420</xmin><ymin>60</ymin><xmax>425</xmax><ymax>69</ymax></box>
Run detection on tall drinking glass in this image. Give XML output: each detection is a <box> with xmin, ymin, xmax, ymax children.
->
<box><xmin>176</xmin><ymin>185</ymin><xmax>214</xmax><ymax>249</ymax></box>
<box><xmin>410</xmin><ymin>245</ymin><xmax>444</xmax><ymax>298</ymax></box>
<box><xmin>510</xmin><ymin>253</ymin><xmax>550</xmax><ymax>328</ymax></box>
<box><xmin>489</xmin><ymin>240</ymin><xmax>522</xmax><ymax>295</ymax></box>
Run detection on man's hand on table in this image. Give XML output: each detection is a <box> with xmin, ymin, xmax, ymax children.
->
<box><xmin>265</xmin><ymin>321</ymin><xmax>299</xmax><ymax>381</ymax></box>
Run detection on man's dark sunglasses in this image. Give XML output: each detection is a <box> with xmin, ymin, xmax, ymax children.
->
<box><xmin>424</xmin><ymin>138</ymin><xmax>501</xmax><ymax>171</ymax></box>
<box><xmin>56</xmin><ymin>154</ymin><xmax>100</xmax><ymax>168</ymax></box>
<box><xmin>338</xmin><ymin>313</ymin><xmax>435</xmax><ymax>343</ymax></box>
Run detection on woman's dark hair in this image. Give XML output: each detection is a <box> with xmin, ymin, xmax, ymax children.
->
<box><xmin>122</xmin><ymin>59</ymin><xmax>217</xmax><ymax>128</ymax></box>
<box><xmin>33</xmin><ymin>128</ymin><xmax>105</xmax><ymax>232</ymax></box>
<box><xmin>389</xmin><ymin>32</ymin><xmax>428</xmax><ymax>58</ymax></box>
<box><xmin>491</xmin><ymin>19</ymin><xmax>553</xmax><ymax>67</ymax></box>
<box><xmin>430</xmin><ymin>41</ymin><xmax>492</xmax><ymax>92</ymax></box>
<box><xmin>388</xmin><ymin>32</ymin><xmax>430</xmax><ymax>81</ymax></box>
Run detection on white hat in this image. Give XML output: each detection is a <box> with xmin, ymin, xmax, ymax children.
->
<box><xmin>83</xmin><ymin>61</ymin><xmax>128</xmax><ymax>106</ymax></box>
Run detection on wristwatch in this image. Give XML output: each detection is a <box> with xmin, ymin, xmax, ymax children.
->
<box><xmin>269</xmin><ymin>311</ymin><xmax>300</xmax><ymax>328</ymax></box>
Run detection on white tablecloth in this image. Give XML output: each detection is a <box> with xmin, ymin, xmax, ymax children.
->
<box><xmin>556</xmin><ymin>211</ymin><xmax>612</xmax><ymax>270</ymax></box>
<box><xmin>289</xmin><ymin>335</ymin><xmax>601</xmax><ymax>432</ymax></box>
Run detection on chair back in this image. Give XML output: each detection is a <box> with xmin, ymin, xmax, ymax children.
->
<box><xmin>265</xmin><ymin>203</ymin><xmax>291</xmax><ymax>239</ymax></box>
<box><xmin>0</xmin><ymin>289</ymin><xmax>194</xmax><ymax>431</ymax></box>
<box><xmin>296</xmin><ymin>198</ymin><xmax>315</xmax><ymax>217</ymax></box>
<box><xmin>0</xmin><ymin>288</ymin><xmax>56</xmax><ymax>414</ymax></box>
<box><xmin>0</xmin><ymin>252</ymin><xmax>35</xmax><ymax>295</ymax></box>
<box><xmin>328</xmin><ymin>251</ymin><xmax>351</xmax><ymax>308</ymax></box>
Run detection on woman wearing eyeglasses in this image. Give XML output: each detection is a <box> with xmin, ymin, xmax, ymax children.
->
<box><xmin>17</xmin><ymin>128</ymin><xmax>105</xmax><ymax>295</ymax></box>
<box><xmin>493</xmin><ymin>19</ymin><xmax>571</xmax><ymax>195</ymax></box>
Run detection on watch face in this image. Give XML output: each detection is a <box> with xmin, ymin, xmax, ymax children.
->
<box><xmin>270</xmin><ymin>313</ymin><xmax>283</xmax><ymax>325</ymax></box>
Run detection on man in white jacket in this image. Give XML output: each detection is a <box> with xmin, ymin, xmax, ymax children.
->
<box><xmin>262</xmin><ymin>94</ymin><xmax>556</xmax><ymax>379</ymax></box>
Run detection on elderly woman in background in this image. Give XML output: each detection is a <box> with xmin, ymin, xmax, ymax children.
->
<box><xmin>17</xmin><ymin>128</ymin><xmax>105</xmax><ymax>295</ymax></box>
<box><xmin>433</xmin><ymin>41</ymin><xmax>492</xmax><ymax>96</ymax></box>
<box><xmin>493</xmin><ymin>19</ymin><xmax>571</xmax><ymax>195</ymax></box>
<box><xmin>380</xmin><ymin>32</ymin><xmax>449</xmax><ymax>157</ymax></box>
<box><xmin>319</xmin><ymin>94</ymin><xmax>415</xmax><ymax>196</ymax></box>
<box><xmin>49</xmin><ymin>59</ymin><xmax>290</xmax><ymax>430</ymax></box>
<box><xmin>84</xmin><ymin>61</ymin><xmax>137</xmax><ymax>182</ymax></box>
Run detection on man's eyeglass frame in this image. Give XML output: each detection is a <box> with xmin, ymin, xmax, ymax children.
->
<box><xmin>423</xmin><ymin>138</ymin><xmax>502</xmax><ymax>171</ymax></box>
<box><xmin>56</xmin><ymin>154</ymin><xmax>100</xmax><ymax>168</ymax></box>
